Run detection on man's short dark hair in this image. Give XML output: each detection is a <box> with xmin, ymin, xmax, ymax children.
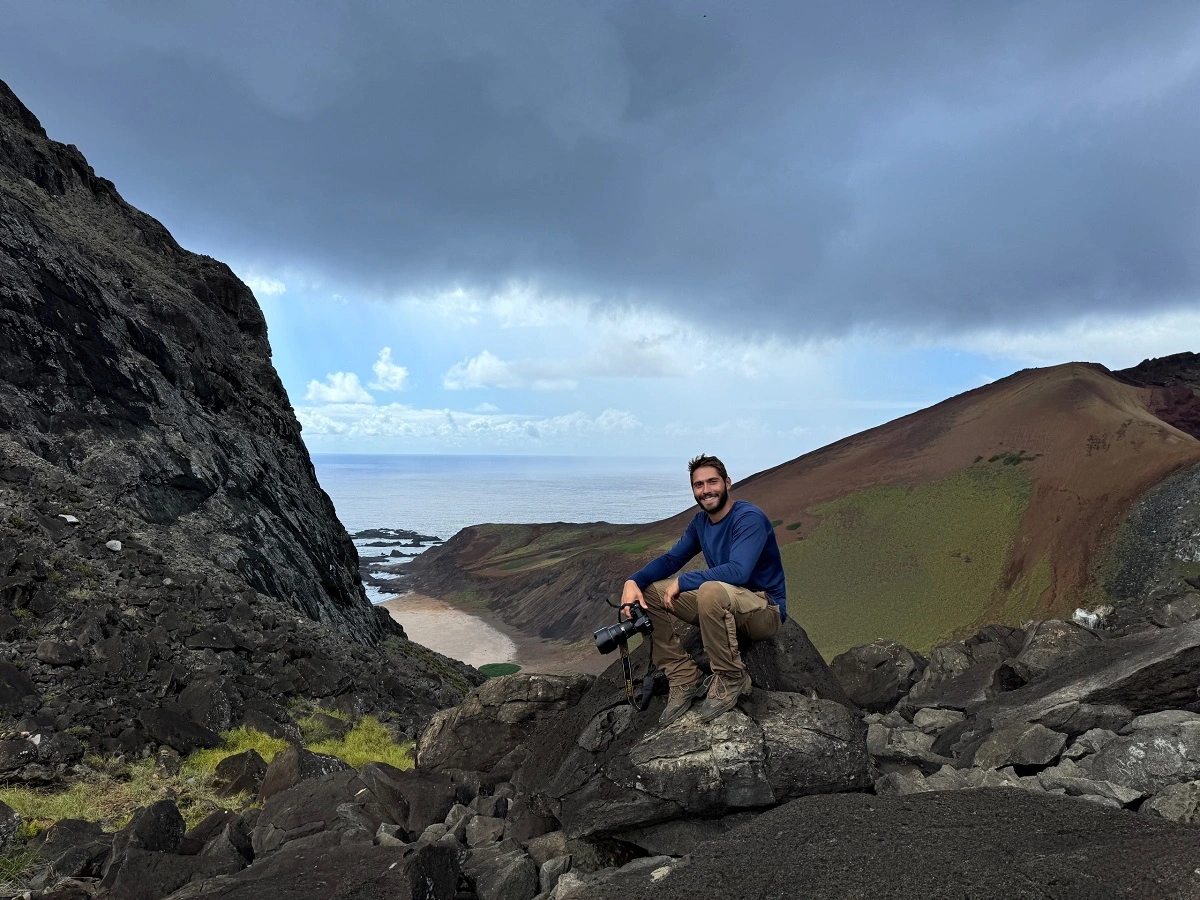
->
<box><xmin>688</xmin><ymin>454</ymin><xmax>729</xmax><ymax>483</ymax></box>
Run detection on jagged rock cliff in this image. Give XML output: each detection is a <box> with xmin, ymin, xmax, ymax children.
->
<box><xmin>0</xmin><ymin>79</ymin><xmax>379</xmax><ymax>643</ymax></box>
<box><xmin>0</xmin><ymin>80</ymin><xmax>481</xmax><ymax>763</ymax></box>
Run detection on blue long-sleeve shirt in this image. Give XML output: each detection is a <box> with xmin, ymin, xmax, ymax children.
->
<box><xmin>630</xmin><ymin>500</ymin><xmax>788</xmax><ymax>621</ymax></box>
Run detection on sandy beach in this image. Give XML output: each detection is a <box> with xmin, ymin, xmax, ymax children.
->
<box><xmin>381</xmin><ymin>593</ymin><xmax>608</xmax><ymax>674</ymax></box>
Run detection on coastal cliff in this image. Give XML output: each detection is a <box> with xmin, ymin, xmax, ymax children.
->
<box><xmin>0</xmin><ymin>79</ymin><xmax>480</xmax><ymax>766</ymax></box>
<box><xmin>0</xmin><ymin>79</ymin><xmax>381</xmax><ymax>644</ymax></box>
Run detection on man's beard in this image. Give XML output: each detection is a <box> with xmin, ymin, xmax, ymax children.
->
<box><xmin>697</xmin><ymin>486</ymin><xmax>729</xmax><ymax>515</ymax></box>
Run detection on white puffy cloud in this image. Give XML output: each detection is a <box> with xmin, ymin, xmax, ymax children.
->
<box><xmin>443</xmin><ymin>350</ymin><xmax>578</xmax><ymax>391</ymax></box>
<box><xmin>294</xmin><ymin>408</ymin><xmax>347</xmax><ymax>434</ymax></box>
<box><xmin>305</xmin><ymin>372</ymin><xmax>374</xmax><ymax>404</ymax></box>
<box><xmin>291</xmin><ymin>401</ymin><xmax>639</xmax><ymax>447</ymax></box>
<box><xmin>369</xmin><ymin>346</ymin><xmax>409</xmax><ymax>391</ymax></box>
<box><xmin>443</xmin><ymin>350</ymin><xmax>516</xmax><ymax>389</ymax></box>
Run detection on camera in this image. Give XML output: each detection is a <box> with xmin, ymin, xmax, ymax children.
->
<box><xmin>594</xmin><ymin>603</ymin><xmax>653</xmax><ymax>654</ymax></box>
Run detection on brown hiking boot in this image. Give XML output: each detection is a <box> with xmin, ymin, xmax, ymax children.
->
<box><xmin>659</xmin><ymin>677</ymin><xmax>705</xmax><ymax>727</ymax></box>
<box><xmin>696</xmin><ymin>670</ymin><xmax>752</xmax><ymax>722</ymax></box>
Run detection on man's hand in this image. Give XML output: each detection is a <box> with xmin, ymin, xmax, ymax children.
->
<box><xmin>662</xmin><ymin>579</ymin><xmax>680</xmax><ymax>611</ymax></box>
<box><xmin>620</xmin><ymin>579</ymin><xmax>646</xmax><ymax>618</ymax></box>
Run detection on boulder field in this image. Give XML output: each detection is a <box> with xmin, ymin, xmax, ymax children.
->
<box><xmin>14</xmin><ymin>604</ymin><xmax>1200</xmax><ymax>898</ymax></box>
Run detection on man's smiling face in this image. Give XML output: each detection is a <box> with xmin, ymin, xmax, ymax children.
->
<box><xmin>691</xmin><ymin>465</ymin><xmax>731</xmax><ymax>516</ymax></box>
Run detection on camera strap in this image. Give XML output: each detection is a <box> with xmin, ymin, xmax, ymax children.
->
<box><xmin>619</xmin><ymin>641</ymin><xmax>637</xmax><ymax>709</ymax></box>
<box><xmin>620</xmin><ymin>643</ymin><xmax>659</xmax><ymax>712</ymax></box>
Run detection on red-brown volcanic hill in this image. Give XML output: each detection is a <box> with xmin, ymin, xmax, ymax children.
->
<box><xmin>408</xmin><ymin>356</ymin><xmax>1200</xmax><ymax>657</ymax></box>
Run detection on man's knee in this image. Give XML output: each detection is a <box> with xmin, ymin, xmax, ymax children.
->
<box><xmin>696</xmin><ymin>581</ymin><xmax>731</xmax><ymax>613</ymax></box>
<box><xmin>642</xmin><ymin>580</ymin><xmax>671</xmax><ymax>609</ymax></box>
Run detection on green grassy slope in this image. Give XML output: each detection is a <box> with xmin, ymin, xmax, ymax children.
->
<box><xmin>783</xmin><ymin>465</ymin><xmax>1048</xmax><ymax>656</ymax></box>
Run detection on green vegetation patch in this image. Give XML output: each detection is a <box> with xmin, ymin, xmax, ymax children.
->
<box><xmin>306</xmin><ymin>716</ymin><xmax>414</xmax><ymax>770</ymax></box>
<box><xmin>0</xmin><ymin>758</ymin><xmax>243</xmax><ymax>836</ymax></box>
<box><xmin>987</xmin><ymin>449</ymin><xmax>1040</xmax><ymax>466</ymax></box>
<box><xmin>786</xmin><ymin>521</ymin><xmax>804</xmax><ymax>531</ymax></box>
<box><xmin>478</xmin><ymin>663</ymin><xmax>522</xmax><ymax>678</ymax></box>
<box><xmin>185</xmin><ymin>726</ymin><xmax>291</xmax><ymax>776</ymax></box>
<box><xmin>782</xmin><ymin>465</ymin><xmax>1034</xmax><ymax>657</ymax></box>
<box><xmin>0</xmin><ymin>842</ymin><xmax>39</xmax><ymax>891</ymax></box>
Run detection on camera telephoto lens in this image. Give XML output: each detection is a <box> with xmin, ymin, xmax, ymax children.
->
<box><xmin>593</xmin><ymin>619</ymin><xmax>632</xmax><ymax>654</ymax></box>
<box><xmin>594</xmin><ymin>605</ymin><xmax>654</xmax><ymax>654</ymax></box>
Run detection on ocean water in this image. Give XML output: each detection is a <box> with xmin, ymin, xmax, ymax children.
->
<box><xmin>312</xmin><ymin>454</ymin><xmax>691</xmax><ymax>541</ymax></box>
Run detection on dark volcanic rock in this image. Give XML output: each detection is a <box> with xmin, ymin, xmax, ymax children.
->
<box><xmin>517</xmin><ymin>674</ymin><xmax>867</xmax><ymax>838</ymax></box>
<box><xmin>251</xmin><ymin>769</ymin><xmax>387</xmax><ymax>856</ymax></box>
<box><xmin>256</xmin><ymin>745</ymin><xmax>352</xmax><ymax>804</ymax></box>
<box><xmin>35</xmin><ymin>639</ymin><xmax>84</xmax><ymax>667</ymax></box>
<box><xmin>138</xmin><ymin>707</ymin><xmax>221</xmax><ymax>753</ymax></box>
<box><xmin>0</xmin><ymin>798</ymin><xmax>18</xmax><ymax>853</ymax></box>
<box><xmin>0</xmin><ymin>79</ymin><xmax>481</xmax><ymax>756</ymax></box>
<box><xmin>830</xmin><ymin>639</ymin><xmax>926</xmax><ymax>711</ymax></box>
<box><xmin>34</xmin><ymin>818</ymin><xmax>112</xmax><ymax>882</ymax></box>
<box><xmin>583</xmin><ymin>789</ymin><xmax>1200</xmax><ymax>900</ymax></box>
<box><xmin>417</xmin><ymin>673</ymin><xmax>593</xmax><ymax>776</ymax></box>
<box><xmin>975</xmin><ymin>620</ymin><xmax>1200</xmax><ymax>734</ymax></box>
<box><xmin>0</xmin><ymin>658</ymin><xmax>37</xmax><ymax>712</ymax></box>
<box><xmin>212</xmin><ymin>749</ymin><xmax>268</xmax><ymax>798</ymax></box>
<box><xmin>683</xmin><ymin>618</ymin><xmax>852</xmax><ymax>705</ymax></box>
<box><xmin>1077</xmin><ymin>722</ymin><xmax>1200</xmax><ymax>795</ymax></box>
<box><xmin>162</xmin><ymin>834</ymin><xmax>460</xmax><ymax>900</ymax></box>
<box><xmin>0</xmin><ymin>76</ymin><xmax>387</xmax><ymax>645</ymax></box>
<box><xmin>357</xmin><ymin>762</ymin><xmax>460</xmax><ymax>837</ymax></box>
<box><xmin>1006</xmin><ymin>619</ymin><xmax>1099</xmax><ymax>683</ymax></box>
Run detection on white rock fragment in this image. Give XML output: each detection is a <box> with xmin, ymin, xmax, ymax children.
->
<box><xmin>58</xmin><ymin>514</ymin><xmax>79</xmax><ymax>524</ymax></box>
<box><xmin>105</xmin><ymin>540</ymin><xmax>123</xmax><ymax>552</ymax></box>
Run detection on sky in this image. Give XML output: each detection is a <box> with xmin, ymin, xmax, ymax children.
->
<box><xmin>3</xmin><ymin>1</ymin><xmax>1199</xmax><ymax>475</ymax></box>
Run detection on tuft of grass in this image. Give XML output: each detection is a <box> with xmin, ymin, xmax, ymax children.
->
<box><xmin>296</xmin><ymin>708</ymin><xmax>350</xmax><ymax>745</ymax></box>
<box><xmin>781</xmin><ymin>465</ymin><xmax>1034</xmax><ymax>657</ymax></box>
<box><xmin>786</xmin><ymin>521</ymin><xmax>804</xmax><ymax>531</ymax></box>
<box><xmin>184</xmin><ymin>726</ymin><xmax>290</xmax><ymax>777</ymax></box>
<box><xmin>0</xmin><ymin>843</ymin><xmax>39</xmax><ymax>892</ymax></box>
<box><xmin>478</xmin><ymin>663</ymin><xmax>521</xmax><ymax>678</ymax></box>
<box><xmin>0</xmin><ymin>759</ymin><xmax>243</xmax><ymax>835</ymax></box>
<box><xmin>306</xmin><ymin>716</ymin><xmax>414</xmax><ymax>770</ymax></box>
<box><xmin>770</xmin><ymin>519</ymin><xmax>783</xmax><ymax>528</ymax></box>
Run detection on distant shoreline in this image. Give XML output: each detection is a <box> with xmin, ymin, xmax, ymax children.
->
<box><xmin>381</xmin><ymin>592</ymin><xmax>608</xmax><ymax>675</ymax></box>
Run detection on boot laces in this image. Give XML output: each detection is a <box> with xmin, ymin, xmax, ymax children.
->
<box><xmin>668</xmin><ymin>681</ymin><xmax>695</xmax><ymax>703</ymax></box>
<box><xmin>710</xmin><ymin>676</ymin><xmax>732</xmax><ymax>701</ymax></box>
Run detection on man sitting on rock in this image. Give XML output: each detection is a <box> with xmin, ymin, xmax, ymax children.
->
<box><xmin>621</xmin><ymin>454</ymin><xmax>787</xmax><ymax>726</ymax></box>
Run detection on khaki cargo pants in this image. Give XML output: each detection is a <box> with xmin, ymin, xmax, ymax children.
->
<box><xmin>642</xmin><ymin>579</ymin><xmax>781</xmax><ymax>686</ymax></box>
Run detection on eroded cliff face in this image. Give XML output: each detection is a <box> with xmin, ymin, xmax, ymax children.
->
<box><xmin>0</xmin><ymin>80</ymin><xmax>380</xmax><ymax>643</ymax></box>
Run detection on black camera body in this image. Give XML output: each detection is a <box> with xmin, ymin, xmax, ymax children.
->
<box><xmin>594</xmin><ymin>603</ymin><xmax>653</xmax><ymax>654</ymax></box>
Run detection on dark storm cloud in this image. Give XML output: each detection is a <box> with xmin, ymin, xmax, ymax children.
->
<box><xmin>3</xmin><ymin>1</ymin><xmax>1199</xmax><ymax>336</ymax></box>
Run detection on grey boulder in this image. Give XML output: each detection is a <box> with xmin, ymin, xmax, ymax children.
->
<box><xmin>971</xmin><ymin>723</ymin><xmax>1066</xmax><ymax>770</ymax></box>
<box><xmin>830</xmin><ymin>639</ymin><xmax>927</xmax><ymax>712</ymax></box>
<box><xmin>1140</xmin><ymin>780</ymin><xmax>1200</xmax><ymax>823</ymax></box>
<box><xmin>537</xmin><ymin>690</ymin><xmax>867</xmax><ymax>838</ymax></box>
<box><xmin>417</xmin><ymin>673</ymin><xmax>593</xmax><ymax>777</ymax></box>
<box><xmin>1076</xmin><ymin>721</ymin><xmax>1200</xmax><ymax>795</ymax></box>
